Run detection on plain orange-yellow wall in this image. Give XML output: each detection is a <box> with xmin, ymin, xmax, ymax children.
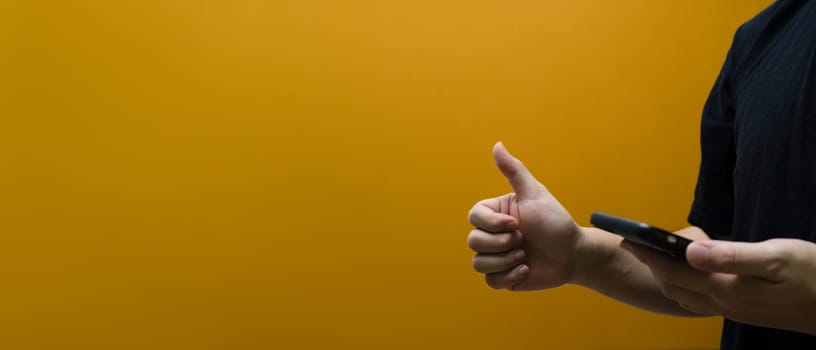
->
<box><xmin>1</xmin><ymin>0</ymin><xmax>772</xmax><ymax>349</ymax></box>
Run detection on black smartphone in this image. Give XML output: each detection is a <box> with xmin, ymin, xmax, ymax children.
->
<box><xmin>590</xmin><ymin>212</ymin><xmax>691</xmax><ymax>260</ymax></box>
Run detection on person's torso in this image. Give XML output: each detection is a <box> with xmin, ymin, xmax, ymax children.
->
<box><xmin>724</xmin><ymin>0</ymin><xmax>816</xmax><ymax>348</ymax></box>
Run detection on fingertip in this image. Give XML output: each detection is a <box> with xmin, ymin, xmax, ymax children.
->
<box><xmin>518</xmin><ymin>264</ymin><xmax>529</xmax><ymax>275</ymax></box>
<box><xmin>492</xmin><ymin>142</ymin><xmax>503</xmax><ymax>161</ymax></box>
<box><xmin>493</xmin><ymin>141</ymin><xmax>505</xmax><ymax>153</ymax></box>
<box><xmin>492</xmin><ymin>141</ymin><xmax>515</xmax><ymax>168</ymax></box>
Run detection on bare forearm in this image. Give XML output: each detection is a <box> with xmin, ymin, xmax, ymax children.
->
<box><xmin>569</xmin><ymin>226</ymin><xmax>710</xmax><ymax>317</ymax></box>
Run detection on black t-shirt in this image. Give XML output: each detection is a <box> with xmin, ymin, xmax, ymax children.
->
<box><xmin>688</xmin><ymin>0</ymin><xmax>816</xmax><ymax>348</ymax></box>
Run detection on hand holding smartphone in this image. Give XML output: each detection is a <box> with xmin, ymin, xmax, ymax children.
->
<box><xmin>590</xmin><ymin>212</ymin><xmax>692</xmax><ymax>260</ymax></box>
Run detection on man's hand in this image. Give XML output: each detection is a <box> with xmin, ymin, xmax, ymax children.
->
<box><xmin>467</xmin><ymin>142</ymin><xmax>584</xmax><ymax>291</ymax></box>
<box><xmin>623</xmin><ymin>238</ymin><xmax>816</xmax><ymax>335</ymax></box>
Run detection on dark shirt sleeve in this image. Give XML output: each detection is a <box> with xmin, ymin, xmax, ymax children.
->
<box><xmin>687</xmin><ymin>30</ymin><xmax>742</xmax><ymax>240</ymax></box>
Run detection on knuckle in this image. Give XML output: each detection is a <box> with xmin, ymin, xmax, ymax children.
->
<box><xmin>467</xmin><ymin>231</ymin><xmax>481</xmax><ymax>251</ymax></box>
<box><xmin>472</xmin><ymin>256</ymin><xmax>486</xmax><ymax>273</ymax></box>
<box><xmin>713</xmin><ymin>247</ymin><xmax>738</xmax><ymax>271</ymax></box>
<box><xmin>764</xmin><ymin>248</ymin><xmax>791</xmax><ymax>277</ymax></box>
<box><xmin>473</xmin><ymin>256</ymin><xmax>505</xmax><ymax>273</ymax></box>
<box><xmin>467</xmin><ymin>207</ymin><xmax>480</xmax><ymax>225</ymax></box>
<box><xmin>497</xmin><ymin>235</ymin><xmax>513</xmax><ymax>251</ymax></box>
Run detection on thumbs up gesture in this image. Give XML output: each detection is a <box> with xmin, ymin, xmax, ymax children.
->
<box><xmin>468</xmin><ymin>142</ymin><xmax>585</xmax><ymax>291</ymax></box>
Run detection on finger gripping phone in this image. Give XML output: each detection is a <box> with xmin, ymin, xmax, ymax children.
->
<box><xmin>590</xmin><ymin>212</ymin><xmax>692</xmax><ymax>260</ymax></box>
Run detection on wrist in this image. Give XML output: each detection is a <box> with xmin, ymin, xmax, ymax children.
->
<box><xmin>569</xmin><ymin>227</ymin><xmax>624</xmax><ymax>288</ymax></box>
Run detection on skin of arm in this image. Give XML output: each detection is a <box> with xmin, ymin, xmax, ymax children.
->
<box><xmin>570</xmin><ymin>226</ymin><xmax>713</xmax><ymax>317</ymax></box>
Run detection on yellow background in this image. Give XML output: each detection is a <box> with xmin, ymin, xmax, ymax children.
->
<box><xmin>1</xmin><ymin>0</ymin><xmax>771</xmax><ymax>349</ymax></box>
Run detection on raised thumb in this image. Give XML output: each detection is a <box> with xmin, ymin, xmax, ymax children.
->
<box><xmin>686</xmin><ymin>240</ymin><xmax>786</xmax><ymax>281</ymax></box>
<box><xmin>493</xmin><ymin>142</ymin><xmax>546</xmax><ymax>199</ymax></box>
